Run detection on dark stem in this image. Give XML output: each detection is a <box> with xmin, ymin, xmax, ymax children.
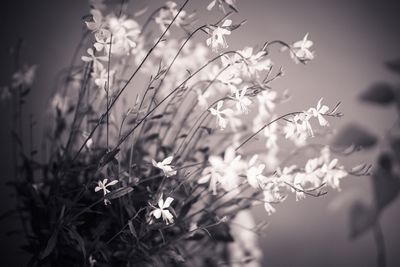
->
<box><xmin>373</xmin><ymin>220</ymin><xmax>386</xmax><ymax>267</ymax></box>
<box><xmin>72</xmin><ymin>0</ymin><xmax>190</xmax><ymax>161</ymax></box>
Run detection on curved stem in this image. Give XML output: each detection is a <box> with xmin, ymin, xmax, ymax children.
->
<box><xmin>72</xmin><ymin>0</ymin><xmax>190</xmax><ymax>161</ymax></box>
<box><xmin>235</xmin><ymin>111</ymin><xmax>302</xmax><ymax>151</ymax></box>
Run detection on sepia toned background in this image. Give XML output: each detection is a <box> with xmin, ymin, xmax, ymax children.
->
<box><xmin>1</xmin><ymin>0</ymin><xmax>399</xmax><ymax>266</ymax></box>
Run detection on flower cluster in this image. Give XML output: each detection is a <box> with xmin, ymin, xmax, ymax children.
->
<box><xmin>3</xmin><ymin>1</ymin><xmax>355</xmax><ymax>266</ymax></box>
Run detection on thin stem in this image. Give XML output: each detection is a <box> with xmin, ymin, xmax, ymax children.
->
<box><xmin>235</xmin><ymin>111</ymin><xmax>302</xmax><ymax>151</ymax></box>
<box><xmin>72</xmin><ymin>0</ymin><xmax>190</xmax><ymax>161</ymax></box>
<box><xmin>373</xmin><ymin>220</ymin><xmax>387</xmax><ymax>267</ymax></box>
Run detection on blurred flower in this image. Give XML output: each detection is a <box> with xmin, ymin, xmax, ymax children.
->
<box><xmin>0</xmin><ymin>86</ymin><xmax>11</xmax><ymax>100</ymax></box>
<box><xmin>51</xmin><ymin>93</ymin><xmax>69</xmax><ymax>113</ymax></box>
<box><xmin>209</xmin><ymin>100</ymin><xmax>234</xmax><ymax>130</ymax></box>
<box><xmin>81</xmin><ymin>48</ymin><xmax>108</xmax><ymax>71</ymax></box>
<box><xmin>82</xmin><ymin>132</ymin><xmax>94</xmax><ymax>150</ymax></box>
<box><xmin>85</xmin><ymin>9</ymin><xmax>103</xmax><ymax>32</ymax></box>
<box><xmin>321</xmin><ymin>158</ymin><xmax>347</xmax><ymax>190</ymax></box>
<box><xmin>152</xmin><ymin>156</ymin><xmax>177</xmax><ymax>177</ymax></box>
<box><xmin>107</xmin><ymin>15</ymin><xmax>140</xmax><ymax>55</ymax></box>
<box><xmin>94</xmin><ymin>28</ymin><xmax>111</xmax><ymax>53</ymax></box>
<box><xmin>246</xmin><ymin>155</ymin><xmax>266</xmax><ymax>189</ymax></box>
<box><xmin>89</xmin><ymin>0</ymin><xmax>106</xmax><ymax>11</ymax></box>
<box><xmin>199</xmin><ymin>146</ymin><xmax>245</xmax><ymax>194</ymax></box>
<box><xmin>234</xmin><ymin>88</ymin><xmax>252</xmax><ymax>114</ymax></box>
<box><xmin>89</xmin><ymin>255</ymin><xmax>97</xmax><ymax>267</ymax></box>
<box><xmin>196</xmin><ymin>88</ymin><xmax>211</xmax><ymax>109</ymax></box>
<box><xmin>207</xmin><ymin>0</ymin><xmax>238</xmax><ymax>14</ymax></box>
<box><xmin>206</xmin><ymin>19</ymin><xmax>232</xmax><ymax>52</ymax></box>
<box><xmin>93</xmin><ymin>68</ymin><xmax>115</xmax><ymax>91</ymax></box>
<box><xmin>263</xmin><ymin>121</ymin><xmax>278</xmax><ymax>149</ymax></box>
<box><xmin>228</xmin><ymin>210</ymin><xmax>263</xmax><ymax>267</ymax></box>
<box><xmin>12</xmin><ymin>64</ymin><xmax>38</xmax><ymax>88</ymax></box>
<box><xmin>150</xmin><ymin>195</ymin><xmax>174</xmax><ymax>224</ymax></box>
<box><xmin>155</xmin><ymin>1</ymin><xmax>187</xmax><ymax>33</ymax></box>
<box><xmin>291</xmin><ymin>33</ymin><xmax>314</xmax><ymax>63</ymax></box>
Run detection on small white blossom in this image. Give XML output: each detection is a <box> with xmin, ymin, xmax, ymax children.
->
<box><xmin>207</xmin><ymin>0</ymin><xmax>237</xmax><ymax>13</ymax></box>
<box><xmin>246</xmin><ymin>155</ymin><xmax>266</xmax><ymax>189</ymax></box>
<box><xmin>93</xmin><ymin>28</ymin><xmax>111</xmax><ymax>53</ymax></box>
<box><xmin>150</xmin><ymin>195</ymin><xmax>174</xmax><ymax>225</ymax></box>
<box><xmin>81</xmin><ymin>48</ymin><xmax>108</xmax><ymax>71</ymax></box>
<box><xmin>85</xmin><ymin>9</ymin><xmax>103</xmax><ymax>32</ymax></box>
<box><xmin>155</xmin><ymin>1</ymin><xmax>187</xmax><ymax>34</ymax></box>
<box><xmin>234</xmin><ymin>88</ymin><xmax>252</xmax><ymax>114</ymax></box>
<box><xmin>209</xmin><ymin>100</ymin><xmax>234</xmax><ymax>130</ymax></box>
<box><xmin>93</xmin><ymin>68</ymin><xmax>115</xmax><ymax>91</ymax></box>
<box><xmin>107</xmin><ymin>15</ymin><xmax>140</xmax><ymax>55</ymax></box>
<box><xmin>206</xmin><ymin>19</ymin><xmax>232</xmax><ymax>52</ymax></box>
<box><xmin>199</xmin><ymin>146</ymin><xmax>245</xmax><ymax>194</ymax></box>
<box><xmin>94</xmin><ymin>178</ymin><xmax>118</xmax><ymax>205</ymax></box>
<box><xmin>0</xmin><ymin>86</ymin><xmax>11</xmax><ymax>100</ymax></box>
<box><xmin>152</xmin><ymin>156</ymin><xmax>177</xmax><ymax>177</ymax></box>
<box><xmin>308</xmin><ymin>98</ymin><xmax>329</xmax><ymax>127</ymax></box>
<box><xmin>196</xmin><ymin>89</ymin><xmax>211</xmax><ymax>109</ymax></box>
<box><xmin>291</xmin><ymin>33</ymin><xmax>314</xmax><ymax>63</ymax></box>
<box><xmin>89</xmin><ymin>255</ymin><xmax>97</xmax><ymax>267</ymax></box>
<box><xmin>12</xmin><ymin>65</ymin><xmax>38</xmax><ymax>88</ymax></box>
<box><xmin>321</xmin><ymin>158</ymin><xmax>347</xmax><ymax>190</ymax></box>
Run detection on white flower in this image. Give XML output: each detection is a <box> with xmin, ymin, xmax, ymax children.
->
<box><xmin>51</xmin><ymin>93</ymin><xmax>69</xmax><ymax>113</ymax></box>
<box><xmin>284</xmin><ymin>112</ymin><xmax>314</xmax><ymax>144</ymax></box>
<box><xmin>263</xmin><ymin>187</ymin><xmax>281</xmax><ymax>215</ymax></box>
<box><xmin>81</xmin><ymin>48</ymin><xmax>108</xmax><ymax>71</ymax></box>
<box><xmin>209</xmin><ymin>100</ymin><xmax>234</xmax><ymax>130</ymax></box>
<box><xmin>291</xmin><ymin>33</ymin><xmax>314</xmax><ymax>63</ymax></box>
<box><xmin>257</xmin><ymin>90</ymin><xmax>277</xmax><ymax>112</ymax></box>
<box><xmin>150</xmin><ymin>195</ymin><xmax>174</xmax><ymax>225</ymax></box>
<box><xmin>196</xmin><ymin>89</ymin><xmax>211</xmax><ymax>109</ymax></box>
<box><xmin>321</xmin><ymin>158</ymin><xmax>347</xmax><ymax>190</ymax></box>
<box><xmin>199</xmin><ymin>146</ymin><xmax>244</xmax><ymax>194</ymax></box>
<box><xmin>155</xmin><ymin>1</ymin><xmax>186</xmax><ymax>33</ymax></box>
<box><xmin>152</xmin><ymin>156</ymin><xmax>177</xmax><ymax>177</ymax></box>
<box><xmin>94</xmin><ymin>178</ymin><xmax>118</xmax><ymax>205</ymax></box>
<box><xmin>89</xmin><ymin>255</ymin><xmax>97</xmax><ymax>267</ymax></box>
<box><xmin>206</xmin><ymin>19</ymin><xmax>232</xmax><ymax>52</ymax></box>
<box><xmin>207</xmin><ymin>0</ymin><xmax>237</xmax><ymax>13</ymax></box>
<box><xmin>308</xmin><ymin>98</ymin><xmax>329</xmax><ymax>127</ymax></box>
<box><xmin>246</xmin><ymin>155</ymin><xmax>266</xmax><ymax>189</ymax></box>
<box><xmin>107</xmin><ymin>15</ymin><xmax>140</xmax><ymax>55</ymax></box>
<box><xmin>234</xmin><ymin>88</ymin><xmax>252</xmax><ymax>114</ymax></box>
<box><xmin>93</xmin><ymin>68</ymin><xmax>115</xmax><ymax>91</ymax></box>
<box><xmin>82</xmin><ymin>132</ymin><xmax>93</xmax><ymax>150</ymax></box>
<box><xmin>89</xmin><ymin>0</ymin><xmax>106</xmax><ymax>11</ymax></box>
<box><xmin>12</xmin><ymin>64</ymin><xmax>38</xmax><ymax>88</ymax></box>
<box><xmin>263</xmin><ymin>119</ymin><xmax>278</xmax><ymax>149</ymax></box>
<box><xmin>0</xmin><ymin>86</ymin><xmax>11</xmax><ymax>100</ymax></box>
<box><xmin>217</xmin><ymin>68</ymin><xmax>242</xmax><ymax>93</ymax></box>
<box><xmin>237</xmin><ymin>47</ymin><xmax>272</xmax><ymax>77</ymax></box>
<box><xmin>85</xmin><ymin>9</ymin><xmax>103</xmax><ymax>32</ymax></box>
<box><xmin>94</xmin><ymin>28</ymin><xmax>111</xmax><ymax>53</ymax></box>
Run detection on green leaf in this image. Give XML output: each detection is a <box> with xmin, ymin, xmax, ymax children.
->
<box><xmin>333</xmin><ymin>124</ymin><xmax>377</xmax><ymax>149</ymax></box>
<box><xmin>99</xmin><ymin>148</ymin><xmax>120</xmax><ymax>167</ymax></box>
<box><xmin>68</xmin><ymin>228</ymin><xmax>86</xmax><ymax>260</ymax></box>
<box><xmin>372</xmin><ymin>154</ymin><xmax>400</xmax><ymax>211</ymax></box>
<box><xmin>128</xmin><ymin>220</ymin><xmax>137</xmax><ymax>239</ymax></box>
<box><xmin>385</xmin><ymin>58</ymin><xmax>400</xmax><ymax>74</ymax></box>
<box><xmin>39</xmin><ymin>228</ymin><xmax>59</xmax><ymax>260</ymax></box>
<box><xmin>105</xmin><ymin>187</ymin><xmax>134</xmax><ymax>200</ymax></box>
<box><xmin>360</xmin><ymin>82</ymin><xmax>395</xmax><ymax>105</ymax></box>
<box><xmin>349</xmin><ymin>201</ymin><xmax>376</xmax><ymax>239</ymax></box>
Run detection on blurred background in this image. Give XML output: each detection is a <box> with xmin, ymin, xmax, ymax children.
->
<box><xmin>1</xmin><ymin>0</ymin><xmax>400</xmax><ymax>266</ymax></box>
